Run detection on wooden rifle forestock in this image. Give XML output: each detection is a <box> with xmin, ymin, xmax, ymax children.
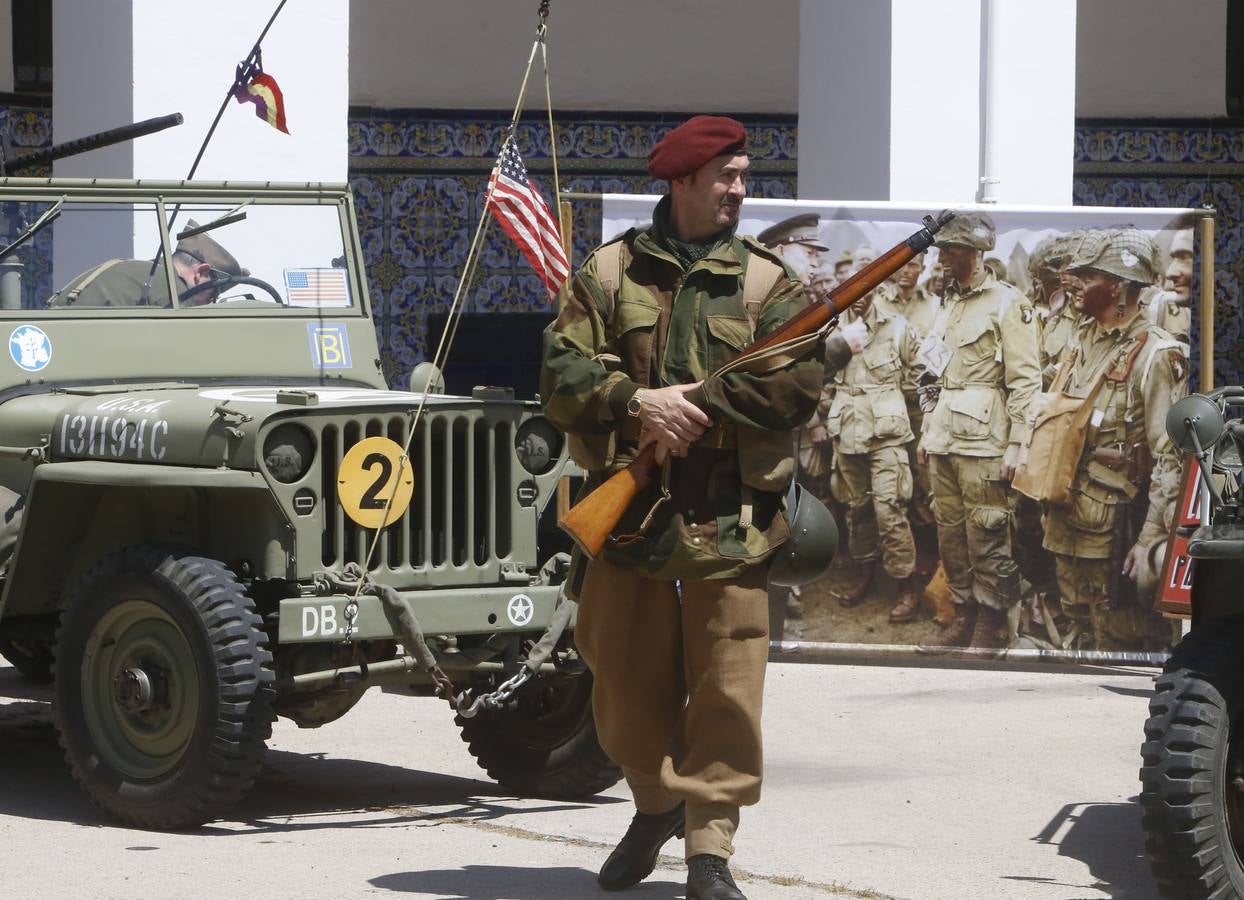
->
<box><xmin>559</xmin><ymin>209</ymin><xmax>956</xmax><ymax>558</ymax></box>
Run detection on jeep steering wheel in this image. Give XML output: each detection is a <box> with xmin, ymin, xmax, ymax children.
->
<box><xmin>178</xmin><ymin>274</ymin><xmax>287</xmax><ymax>306</ymax></box>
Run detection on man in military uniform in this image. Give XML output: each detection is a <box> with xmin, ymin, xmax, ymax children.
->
<box><xmin>1040</xmin><ymin>228</ymin><xmax>1187</xmax><ymax>651</ymax></box>
<box><xmin>826</xmin><ymin>284</ymin><xmax>924</xmax><ymax>618</ymax></box>
<box><xmin>47</xmin><ymin>225</ymin><xmax>245</xmax><ymax>308</ymax></box>
<box><xmin>833</xmin><ymin>249</ymin><xmax>854</xmax><ymax>283</ymax></box>
<box><xmin>1012</xmin><ymin>232</ymin><xmax>1083</xmax><ymax>644</ymax></box>
<box><xmin>540</xmin><ymin>115</ymin><xmax>827</xmax><ymax>900</ymax></box>
<box><xmin>757</xmin><ymin>213</ymin><xmax>829</xmax><ymax>287</ymax></box>
<box><xmin>1029</xmin><ymin>232</ymin><xmax>1083</xmax><ymax>384</ymax></box>
<box><xmin>876</xmin><ymin>252</ymin><xmax>940</xmax><ymax>621</ymax></box>
<box><xmin>1142</xmin><ymin>226</ymin><xmax>1193</xmax><ymax>348</ymax></box>
<box><xmin>917</xmin><ymin>211</ymin><xmax>1041</xmax><ymax>652</ymax></box>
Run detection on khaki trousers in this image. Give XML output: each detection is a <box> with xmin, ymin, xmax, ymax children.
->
<box><xmin>928</xmin><ymin>452</ymin><xmax>1019</xmax><ymax>611</ymax></box>
<box><xmin>830</xmin><ymin>445</ymin><xmax>915</xmax><ymax>579</ymax></box>
<box><xmin>1053</xmin><ymin>553</ymin><xmax>1174</xmax><ymax>651</ymax></box>
<box><xmin>575</xmin><ymin>556</ymin><xmax>770</xmax><ymax>859</ymax></box>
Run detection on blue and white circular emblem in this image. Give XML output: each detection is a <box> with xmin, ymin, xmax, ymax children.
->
<box><xmin>9</xmin><ymin>325</ymin><xmax>51</xmax><ymax>372</ymax></box>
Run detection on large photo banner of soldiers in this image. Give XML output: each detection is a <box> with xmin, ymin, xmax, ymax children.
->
<box><xmin>602</xmin><ymin>196</ymin><xmax>1202</xmax><ymax>654</ymax></box>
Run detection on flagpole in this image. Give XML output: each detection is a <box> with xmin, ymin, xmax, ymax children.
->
<box><xmin>346</xmin><ymin>5</ymin><xmax>553</xmax><ymax>598</ymax></box>
<box><xmin>184</xmin><ymin>0</ymin><xmax>290</xmax><ymax>183</ymax></box>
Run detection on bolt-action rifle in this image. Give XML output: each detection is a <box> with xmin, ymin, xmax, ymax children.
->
<box><xmin>559</xmin><ymin>209</ymin><xmax>956</xmax><ymax>558</ymax></box>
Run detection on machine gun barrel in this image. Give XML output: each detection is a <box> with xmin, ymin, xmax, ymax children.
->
<box><xmin>6</xmin><ymin>112</ymin><xmax>184</xmax><ymax>174</ymax></box>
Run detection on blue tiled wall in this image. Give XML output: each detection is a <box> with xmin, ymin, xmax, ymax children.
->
<box><xmin>14</xmin><ymin>103</ymin><xmax>1244</xmax><ymax>387</ymax></box>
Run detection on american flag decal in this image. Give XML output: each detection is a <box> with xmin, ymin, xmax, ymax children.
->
<box><xmin>284</xmin><ymin>268</ymin><xmax>351</xmax><ymax>307</ymax></box>
<box><xmin>486</xmin><ymin>139</ymin><xmax>570</xmax><ymax>302</ymax></box>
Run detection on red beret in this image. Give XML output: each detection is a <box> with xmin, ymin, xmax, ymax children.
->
<box><xmin>647</xmin><ymin>115</ymin><xmax>747</xmax><ymax>180</ymax></box>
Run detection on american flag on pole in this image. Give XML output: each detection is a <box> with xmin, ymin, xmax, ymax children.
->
<box><xmin>486</xmin><ymin>139</ymin><xmax>570</xmax><ymax>302</ymax></box>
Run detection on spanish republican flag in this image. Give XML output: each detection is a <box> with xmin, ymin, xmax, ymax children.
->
<box><xmin>233</xmin><ymin>57</ymin><xmax>289</xmax><ymax>134</ymax></box>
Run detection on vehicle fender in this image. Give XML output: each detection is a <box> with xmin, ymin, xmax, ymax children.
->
<box><xmin>0</xmin><ymin>461</ymin><xmax>290</xmax><ymax>619</ymax></box>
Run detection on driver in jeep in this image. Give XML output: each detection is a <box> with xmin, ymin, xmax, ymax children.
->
<box><xmin>46</xmin><ymin>223</ymin><xmax>243</xmax><ymax>308</ymax></box>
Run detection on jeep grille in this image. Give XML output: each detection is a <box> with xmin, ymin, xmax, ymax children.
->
<box><xmin>320</xmin><ymin>412</ymin><xmax>514</xmax><ymax>571</ymax></box>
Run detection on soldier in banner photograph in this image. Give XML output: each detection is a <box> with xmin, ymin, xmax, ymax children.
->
<box><xmin>915</xmin><ymin>211</ymin><xmax>1042</xmax><ymax>653</ymax></box>
<box><xmin>757</xmin><ymin>213</ymin><xmax>829</xmax><ymax>286</ymax></box>
<box><xmin>1013</xmin><ymin>232</ymin><xmax>1083</xmax><ymax>645</ymax></box>
<box><xmin>757</xmin><ymin>213</ymin><xmax>832</xmax><ymax>627</ymax></box>
<box><xmin>825</xmin><ymin>283</ymin><xmax>925</xmax><ymax>617</ymax></box>
<box><xmin>833</xmin><ymin>249</ymin><xmax>854</xmax><ymax>283</ymax></box>
<box><xmin>1142</xmin><ymin>225</ymin><xmax>1193</xmax><ymax>348</ymax></box>
<box><xmin>807</xmin><ymin>265</ymin><xmax>836</xmax><ymax>303</ymax></box>
<box><xmin>1037</xmin><ymin>228</ymin><xmax>1187</xmax><ymax>651</ymax></box>
<box><xmin>921</xmin><ymin>255</ymin><xmax>946</xmax><ymax>299</ymax></box>
<box><xmin>875</xmin><ymin>251</ymin><xmax>940</xmax><ymax>622</ymax></box>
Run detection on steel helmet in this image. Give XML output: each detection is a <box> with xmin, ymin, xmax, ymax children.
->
<box><xmin>768</xmin><ymin>481</ymin><xmax>838</xmax><ymax>587</ymax></box>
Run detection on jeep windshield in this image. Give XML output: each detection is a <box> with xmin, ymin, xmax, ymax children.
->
<box><xmin>0</xmin><ymin>182</ymin><xmax>364</xmax><ymax>314</ymax></box>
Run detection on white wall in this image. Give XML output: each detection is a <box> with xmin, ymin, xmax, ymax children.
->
<box><xmin>349</xmin><ymin>1</ymin><xmax>1230</xmax><ymax>120</ymax></box>
<box><xmin>1076</xmin><ymin>0</ymin><xmax>1226</xmax><ymax>117</ymax></box>
<box><xmin>52</xmin><ymin>0</ymin><xmax>349</xmax><ymax>287</ymax></box>
<box><xmin>349</xmin><ymin>0</ymin><xmax>799</xmax><ymax>113</ymax></box>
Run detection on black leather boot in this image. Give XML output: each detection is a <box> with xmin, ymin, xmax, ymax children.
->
<box><xmin>687</xmin><ymin>854</ymin><xmax>746</xmax><ymax>900</ymax></box>
<box><xmin>597</xmin><ymin>802</ymin><xmax>685</xmax><ymax>891</ymax></box>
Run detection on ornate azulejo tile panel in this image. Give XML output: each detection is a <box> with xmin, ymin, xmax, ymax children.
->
<box><xmin>0</xmin><ymin>104</ymin><xmax>54</xmax><ymax>308</ymax></box>
<box><xmin>348</xmin><ymin>110</ymin><xmax>797</xmax><ymax>386</ymax></box>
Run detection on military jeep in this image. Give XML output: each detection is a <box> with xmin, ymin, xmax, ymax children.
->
<box><xmin>0</xmin><ymin>178</ymin><xmax>617</xmax><ymax>828</ymax></box>
<box><xmin>1141</xmin><ymin>388</ymin><xmax>1244</xmax><ymax>898</ymax></box>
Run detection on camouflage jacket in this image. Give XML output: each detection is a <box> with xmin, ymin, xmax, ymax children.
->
<box><xmin>826</xmin><ymin>301</ymin><xmax>923</xmax><ymax>454</ymax></box>
<box><xmin>540</xmin><ymin>197</ymin><xmax>824</xmax><ymax>580</ymax></box>
<box><xmin>1042</xmin><ymin>313</ymin><xmax>1188</xmax><ymax>558</ymax></box>
<box><xmin>919</xmin><ymin>268</ymin><xmax>1041</xmax><ymax>457</ymax></box>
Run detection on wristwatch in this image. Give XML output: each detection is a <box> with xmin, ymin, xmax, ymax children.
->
<box><xmin>626</xmin><ymin>389</ymin><xmax>645</xmax><ymax>418</ymax></box>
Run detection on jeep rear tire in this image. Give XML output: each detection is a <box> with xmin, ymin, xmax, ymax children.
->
<box><xmin>54</xmin><ymin>545</ymin><xmax>274</xmax><ymax>829</ymax></box>
<box><xmin>0</xmin><ymin>636</ymin><xmax>54</xmax><ymax>684</ymax></box>
<box><xmin>457</xmin><ymin>668</ymin><xmax>620</xmax><ymax>799</ymax></box>
<box><xmin>1141</xmin><ymin>620</ymin><xmax>1244</xmax><ymax>898</ymax></box>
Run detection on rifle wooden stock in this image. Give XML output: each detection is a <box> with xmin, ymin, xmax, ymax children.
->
<box><xmin>559</xmin><ymin>209</ymin><xmax>955</xmax><ymax>558</ymax></box>
<box><xmin>560</xmin><ymin>443</ymin><xmax>658</xmax><ymax>557</ymax></box>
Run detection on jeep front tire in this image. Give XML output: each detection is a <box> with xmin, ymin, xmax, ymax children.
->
<box><xmin>54</xmin><ymin>545</ymin><xmax>274</xmax><ymax>829</ymax></box>
<box><xmin>1141</xmin><ymin>619</ymin><xmax>1244</xmax><ymax>898</ymax></box>
<box><xmin>457</xmin><ymin>668</ymin><xmax>620</xmax><ymax>799</ymax></box>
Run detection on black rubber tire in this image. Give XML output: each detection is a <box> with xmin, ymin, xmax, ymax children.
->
<box><xmin>1141</xmin><ymin>620</ymin><xmax>1244</xmax><ymax>899</ymax></box>
<box><xmin>54</xmin><ymin>545</ymin><xmax>274</xmax><ymax>830</ymax></box>
<box><xmin>0</xmin><ymin>636</ymin><xmax>54</xmax><ymax>684</ymax></box>
<box><xmin>457</xmin><ymin>668</ymin><xmax>620</xmax><ymax>799</ymax></box>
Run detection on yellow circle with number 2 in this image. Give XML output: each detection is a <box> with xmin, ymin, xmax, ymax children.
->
<box><xmin>337</xmin><ymin>436</ymin><xmax>415</xmax><ymax>528</ymax></box>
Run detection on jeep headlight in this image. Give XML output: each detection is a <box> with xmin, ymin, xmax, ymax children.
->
<box><xmin>514</xmin><ymin>417</ymin><xmax>562</xmax><ymax>476</ymax></box>
<box><xmin>263</xmin><ymin>424</ymin><xmax>316</xmax><ymax>483</ymax></box>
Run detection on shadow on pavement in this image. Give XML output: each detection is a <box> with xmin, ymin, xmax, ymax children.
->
<box><xmin>1016</xmin><ymin>800</ymin><xmax>1159</xmax><ymax>900</ymax></box>
<box><xmin>0</xmin><ymin>689</ymin><xmax>620</xmax><ymax>835</ymax></box>
<box><xmin>372</xmin><ymin>866</ymin><xmax>685</xmax><ymax>899</ymax></box>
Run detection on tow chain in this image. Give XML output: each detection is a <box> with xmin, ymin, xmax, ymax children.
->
<box><xmin>455</xmin><ymin>552</ymin><xmax>574</xmax><ymax>719</ymax></box>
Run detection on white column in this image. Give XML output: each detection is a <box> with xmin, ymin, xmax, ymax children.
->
<box><xmin>797</xmin><ymin>0</ymin><xmax>892</xmax><ymax>201</ymax></box>
<box><xmin>52</xmin><ymin>0</ymin><xmax>349</xmax><ymax>282</ymax></box>
<box><xmin>798</xmin><ymin>0</ymin><xmax>1075</xmax><ymax>206</ymax></box>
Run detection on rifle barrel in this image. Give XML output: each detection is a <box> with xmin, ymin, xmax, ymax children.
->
<box><xmin>8</xmin><ymin>113</ymin><xmax>184</xmax><ymax>172</ymax></box>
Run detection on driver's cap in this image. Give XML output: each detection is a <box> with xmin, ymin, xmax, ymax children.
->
<box><xmin>177</xmin><ymin>220</ymin><xmax>245</xmax><ymax>277</ymax></box>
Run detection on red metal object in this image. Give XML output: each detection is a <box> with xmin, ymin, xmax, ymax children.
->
<box><xmin>1155</xmin><ymin>456</ymin><xmax>1204</xmax><ymax>617</ymax></box>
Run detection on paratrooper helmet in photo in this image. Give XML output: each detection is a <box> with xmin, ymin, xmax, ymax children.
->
<box><xmin>1066</xmin><ymin>227</ymin><xmax>1159</xmax><ymax>285</ymax></box>
<box><xmin>932</xmin><ymin>210</ymin><xmax>996</xmax><ymax>251</ymax></box>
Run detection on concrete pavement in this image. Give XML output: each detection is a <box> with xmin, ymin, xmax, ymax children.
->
<box><xmin>0</xmin><ymin>657</ymin><xmax>1161</xmax><ymax>899</ymax></box>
